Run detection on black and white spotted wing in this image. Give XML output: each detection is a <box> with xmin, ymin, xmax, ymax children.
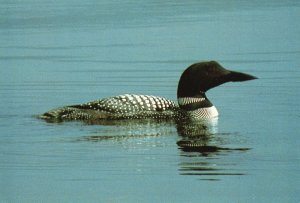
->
<box><xmin>71</xmin><ymin>94</ymin><xmax>178</xmax><ymax>114</ymax></box>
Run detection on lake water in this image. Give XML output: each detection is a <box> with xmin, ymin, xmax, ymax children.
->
<box><xmin>1</xmin><ymin>1</ymin><xmax>300</xmax><ymax>202</ymax></box>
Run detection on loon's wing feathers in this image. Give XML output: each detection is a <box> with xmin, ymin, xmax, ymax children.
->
<box><xmin>70</xmin><ymin>94</ymin><xmax>178</xmax><ymax>113</ymax></box>
<box><xmin>41</xmin><ymin>94</ymin><xmax>179</xmax><ymax>121</ymax></box>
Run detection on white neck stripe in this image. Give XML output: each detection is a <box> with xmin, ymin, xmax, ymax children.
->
<box><xmin>178</xmin><ymin>97</ymin><xmax>205</xmax><ymax>106</ymax></box>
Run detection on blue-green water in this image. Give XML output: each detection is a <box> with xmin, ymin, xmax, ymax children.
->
<box><xmin>1</xmin><ymin>1</ymin><xmax>300</xmax><ymax>202</ymax></box>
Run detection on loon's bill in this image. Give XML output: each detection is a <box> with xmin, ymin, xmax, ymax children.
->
<box><xmin>40</xmin><ymin>61</ymin><xmax>257</xmax><ymax>122</ymax></box>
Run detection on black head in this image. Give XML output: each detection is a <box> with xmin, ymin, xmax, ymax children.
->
<box><xmin>177</xmin><ymin>61</ymin><xmax>257</xmax><ymax>98</ymax></box>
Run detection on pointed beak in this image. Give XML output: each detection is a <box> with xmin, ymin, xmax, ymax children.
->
<box><xmin>228</xmin><ymin>70</ymin><xmax>258</xmax><ymax>82</ymax></box>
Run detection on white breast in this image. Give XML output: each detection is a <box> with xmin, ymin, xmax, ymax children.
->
<box><xmin>188</xmin><ymin>106</ymin><xmax>219</xmax><ymax>119</ymax></box>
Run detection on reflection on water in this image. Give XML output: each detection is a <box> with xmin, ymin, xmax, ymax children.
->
<box><xmin>176</xmin><ymin>118</ymin><xmax>250</xmax><ymax>180</ymax></box>
<box><xmin>72</xmin><ymin>117</ymin><xmax>250</xmax><ymax>181</ymax></box>
<box><xmin>77</xmin><ymin>119</ymin><xmax>177</xmax><ymax>141</ymax></box>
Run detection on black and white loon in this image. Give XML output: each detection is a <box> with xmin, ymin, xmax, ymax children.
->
<box><xmin>41</xmin><ymin>61</ymin><xmax>257</xmax><ymax>121</ymax></box>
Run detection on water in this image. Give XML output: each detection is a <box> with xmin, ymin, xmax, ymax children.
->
<box><xmin>1</xmin><ymin>1</ymin><xmax>300</xmax><ymax>202</ymax></box>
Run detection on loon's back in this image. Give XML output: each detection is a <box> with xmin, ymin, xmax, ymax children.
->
<box><xmin>41</xmin><ymin>94</ymin><xmax>180</xmax><ymax>121</ymax></box>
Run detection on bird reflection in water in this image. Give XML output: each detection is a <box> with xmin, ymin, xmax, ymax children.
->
<box><xmin>54</xmin><ymin>117</ymin><xmax>250</xmax><ymax>181</ymax></box>
<box><xmin>177</xmin><ymin>118</ymin><xmax>219</xmax><ymax>155</ymax></box>
<box><xmin>176</xmin><ymin>118</ymin><xmax>250</xmax><ymax>180</ymax></box>
<box><xmin>77</xmin><ymin>119</ymin><xmax>177</xmax><ymax>141</ymax></box>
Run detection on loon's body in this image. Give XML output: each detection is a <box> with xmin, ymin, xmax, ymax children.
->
<box><xmin>42</xmin><ymin>94</ymin><xmax>218</xmax><ymax>121</ymax></box>
<box><xmin>41</xmin><ymin>61</ymin><xmax>256</xmax><ymax>122</ymax></box>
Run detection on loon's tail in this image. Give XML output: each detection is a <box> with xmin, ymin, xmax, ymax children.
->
<box><xmin>38</xmin><ymin>107</ymin><xmax>77</xmax><ymax>121</ymax></box>
<box><xmin>38</xmin><ymin>106</ymin><xmax>110</xmax><ymax>122</ymax></box>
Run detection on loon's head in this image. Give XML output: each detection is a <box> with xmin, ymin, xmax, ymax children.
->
<box><xmin>177</xmin><ymin>61</ymin><xmax>257</xmax><ymax>110</ymax></box>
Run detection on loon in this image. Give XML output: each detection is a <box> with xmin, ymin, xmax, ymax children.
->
<box><xmin>41</xmin><ymin>61</ymin><xmax>257</xmax><ymax>122</ymax></box>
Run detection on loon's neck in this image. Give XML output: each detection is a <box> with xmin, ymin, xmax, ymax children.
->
<box><xmin>177</xmin><ymin>93</ymin><xmax>213</xmax><ymax>111</ymax></box>
<box><xmin>177</xmin><ymin>93</ymin><xmax>219</xmax><ymax>119</ymax></box>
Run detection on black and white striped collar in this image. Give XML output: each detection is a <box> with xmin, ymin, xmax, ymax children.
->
<box><xmin>177</xmin><ymin>95</ymin><xmax>213</xmax><ymax>111</ymax></box>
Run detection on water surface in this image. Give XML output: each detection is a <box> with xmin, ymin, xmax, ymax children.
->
<box><xmin>1</xmin><ymin>1</ymin><xmax>300</xmax><ymax>202</ymax></box>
